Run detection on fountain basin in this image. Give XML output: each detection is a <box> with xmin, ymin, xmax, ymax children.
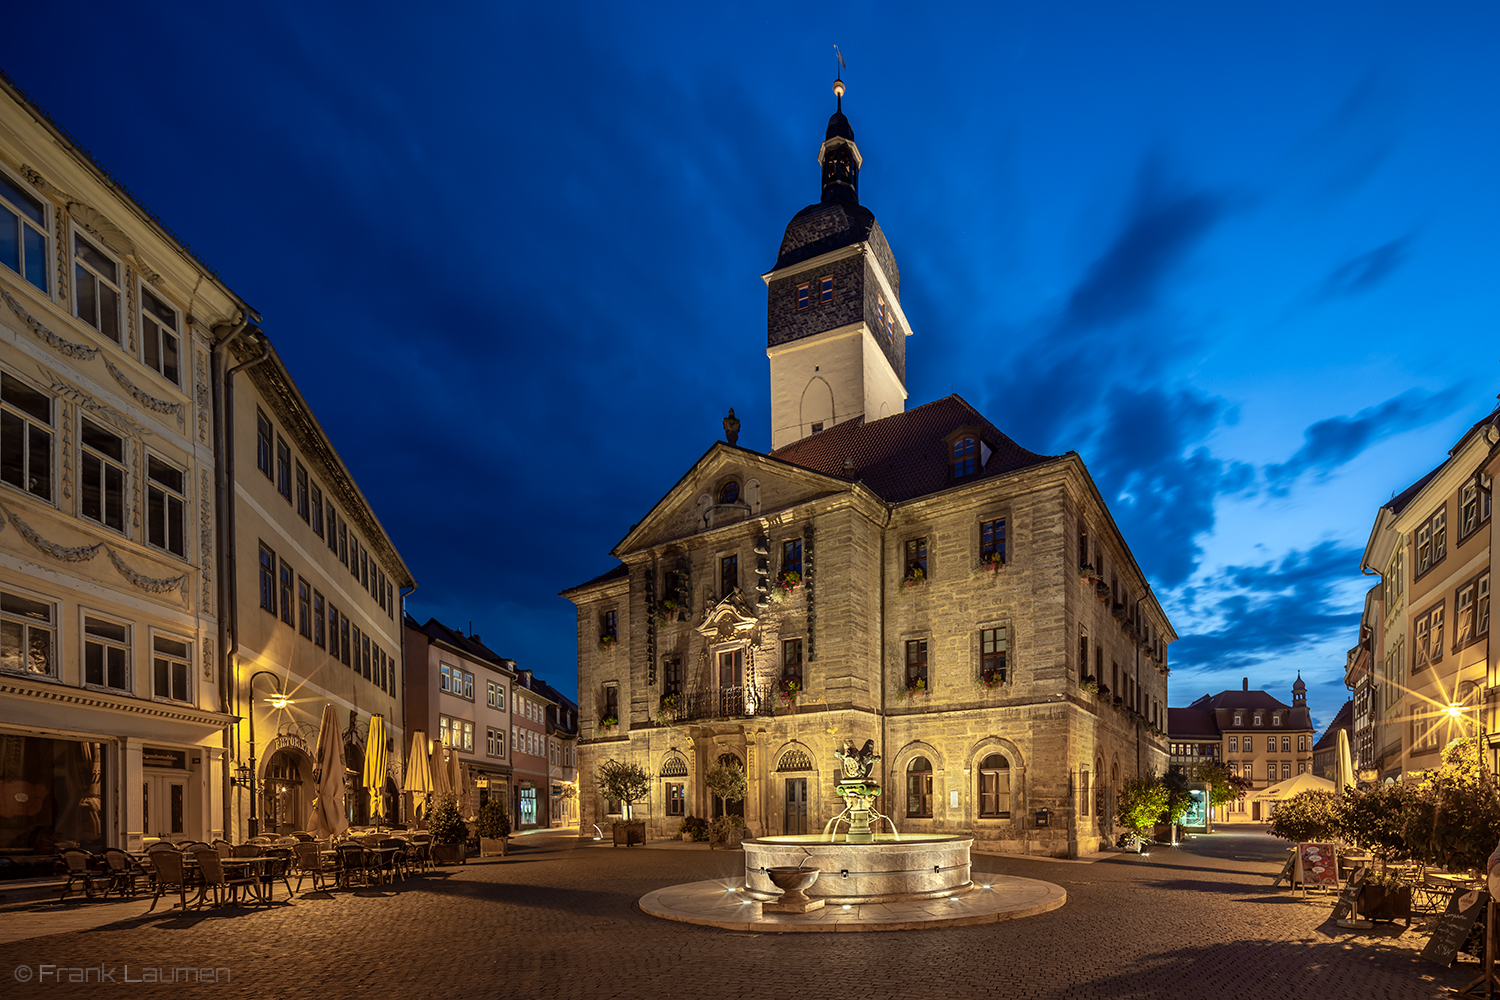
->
<box><xmin>743</xmin><ymin>835</ymin><xmax>973</xmax><ymax>904</ymax></box>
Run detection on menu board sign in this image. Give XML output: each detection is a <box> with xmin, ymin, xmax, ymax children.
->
<box><xmin>1298</xmin><ymin>843</ymin><xmax>1338</xmax><ymax>889</ymax></box>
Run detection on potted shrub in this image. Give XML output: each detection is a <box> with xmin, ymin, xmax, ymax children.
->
<box><xmin>654</xmin><ymin>694</ymin><xmax>678</xmax><ymax>727</ymax></box>
<box><xmin>599</xmin><ymin>634</ymin><xmax>618</xmax><ymax>650</ymax></box>
<box><xmin>1360</xmin><ymin>868</ymin><xmax>1413</xmax><ymax>923</ymax></box>
<box><xmin>976</xmin><ymin>670</ymin><xmax>1004</xmax><ymax>690</ymax></box>
<box><xmin>429</xmin><ymin>794</ymin><xmax>468</xmax><ymax>865</ymax></box>
<box><xmin>902</xmin><ymin>567</ymin><xmax>926</xmax><ymax>589</ymax></box>
<box><xmin>1079</xmin><ymin>676</ymin><xmax>1099</xmax><ymax>695</ymax></box>
<box><xmin>679</xmin><ymin>815</ymin><xmax>708</xmax><ymax>842</ymax></box>
<box><xmin>980</xmin><ymin>550</ymin><xmax>1004</xmax><ymax>572</ymax></box>
<box><xmin>596</xmin><ymin>759</ymin><xmax>650</xmax><ymax>846</ymax></box>
<box><xmin>899</xmin><ymin>678</ymin><xmax>928</xmax><ymax>700</ymax></box>
<box><xmin>476</xmin><ymin>797</ymin><xmax>511</xmax><ymax>857</ymax></box>
<box><xmin>656</xmin><ymin>599</ymin><xmax>679</xmax><ymax>626</ymax></box>
<box><xmin>708</xmin><ymin>814</ymin><xmax>746</xmax><ymax>849</ymax></box>
<box><xmin>1115</xmin><ymin>773</ymin><xmax>1172</xmax><ymax>852</ymax></box>
<box><xmin>599</xmin><ymin>714</ymin><xmax>619</xmax><ymax>734</ymax></box>
<box><xmin>777</xmin><ymin>678</ymin><xmax>801</xmax><ymax>708</ymax></box>
<box><xmin>777</xmin><ymin>570</ymin><xmax>801</xmax><ymax>593</ymax></box>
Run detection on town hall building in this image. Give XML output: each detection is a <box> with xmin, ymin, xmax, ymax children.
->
<box><xmin>564</xmin><ymin>82</ymin><xmax>1174</xmax><ymax>857</ymax></box>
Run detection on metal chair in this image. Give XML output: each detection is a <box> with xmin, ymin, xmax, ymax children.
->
<box><xmin>335</xmin><ymin>843</ymin><xmax>369</xmax><ymax>888</ymax></box>
<box><xmin>259</xmin><ymin>848</ymin><xmax>296</xmax><ymax>901</ymax></box>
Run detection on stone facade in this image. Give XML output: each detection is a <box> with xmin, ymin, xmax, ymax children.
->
<box><xmin>565</xmin><ymin>88</ymin><xmax>1174</xmax><ymax>858</ymax></box>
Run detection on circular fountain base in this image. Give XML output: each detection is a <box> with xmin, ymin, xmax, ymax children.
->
<box><xmin>742</xmin><ymin>834</ymin><xmax>973</xmax><ymax>904</ymax></box>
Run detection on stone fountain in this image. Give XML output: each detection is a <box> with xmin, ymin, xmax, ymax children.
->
<box><xmin>741</xmin><ymin>738</ymin><xmax>973</xmax><ymax>906</ymax></box>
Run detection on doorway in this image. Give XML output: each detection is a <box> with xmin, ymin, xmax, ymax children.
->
<box><xmin>717</xmin><ymin>649</ymin><xmax>744</xmax><ymax>716</ymax></box>
<box><xmin>784</xmin><ymin>777</ymin><xmax>807</xmax><ymax>835</ymax></box>
<box><xmin>264</xmin><ymin>750</ymin><xmax>306</xmax><ymax>835</ymax></box>
<box><xmin>143</xmin><ymin>774</ymin><xmax>186</xmax><ymax>841</ymax></box>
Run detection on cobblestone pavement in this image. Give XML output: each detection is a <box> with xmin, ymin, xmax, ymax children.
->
<box><xmin>0</xmin><ymin>825</ymin><xmax>1478</xmax><ymax>999</ymax></box>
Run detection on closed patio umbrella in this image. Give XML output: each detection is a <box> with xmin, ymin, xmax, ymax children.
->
<box><xmin>402</xmin><ymin>730</ymin><xmax>433</xmax><ymax>822</ymax></box>
<box><xmin>448</xmin><ymin>751</ymin><xmax>467</xmax><ymax>817</ymax></box>
<box><xmin>364</xmin><ymin>714</ymin><xmax>389</xmax><ymax>827</ymax></box>
<box><xmin>431</xmin><ymin>743</ymin><xmax>453</xmax><ymax>802</ymax></box>
<box><xmin>308</xmin><ymin>704</ymin><xmax>349</xmax><ymax>840</ymax></box>
<box><xmin>1335</xmin><ymin>730</ymin><xmax>1356</xmax><ymax>799</ymax></box>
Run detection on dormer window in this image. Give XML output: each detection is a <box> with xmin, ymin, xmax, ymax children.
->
<box><xmin>718</xmin><ymin>480</ymin><xmax>740</xmax><ymax>505</ymax></box>
<box><xmin>952</xmin><ymin>436</ymin><xmax>977</xmax><ymax>478</ymax></box>
<box><xmin>1272</xmin><ymin>713</ymin><xmax>1282</xmax><ymax>726</ymax></box>
<box><xmin>796</xmin><ymin>283</ymin><xmax>810</xmax><ymax>310</ymax></box>
<box><xmin>1233</xmin><ymin>712</ymin><xmax>1244</xmax><ymax>727</ymax></box>
<box><xmin>1253</xmin><ymin>711</ymin><xmax>1264</xmax><ymax>726</ymax></box>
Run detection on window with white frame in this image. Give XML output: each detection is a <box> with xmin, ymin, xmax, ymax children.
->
<box><xmin>487</xmin><ymin>727</ymin><xmax>505</xmax><ymax>758</ymax></box>
<box><xmin>1</xmin><ymin>371</ymin><xmax>54</xmax><ymax>502</ymax></box>
<box><xmin>151</xmin><ymin>634</ymin><xmax>190</xmax><ymax>703</ymax></box>
<box><xmin>145</xmin><ymin>454</ymin><xmax>186</xmax><ymax>557</ymax></box>
<box><xmin>1414</xmin><ymin>601</ymin><xmax>1444</xmax><ymax>671</ymax></box>
<box><xmin>0</xmin><ymin>169</ymin><xmax>49</xmax><ymax>292</ymax></box>
<box><xmin>83</xmin><ymin>614</ymin><xmax>130</xmax><ymax>691</ymax></box>
<box><xmin>487</xmin><ymin>680</ymin><xmax>505</xmax><ymax>710</ymax></box>
<box><xmin>80</xmin><ymin>418</ymin><xmax>126</xmax><ymax>533</ymax></box>
<box><xmin>0</xmin><ymin>590</ymin><xmax>54</xmax><ymax>676</ymax></box>
<box><xmin>73</xmin><ymin>231</ymin><xmax>121</xmax><ymax>343</ymax></box>
<box><xmin>140</xmin><ymin>287</ymin><xmax>181</xmax><ymax>385</ymax></box>
<box><xmin>1416</xmin><ymin>507</ymin><xmax>1447</xmax><ymax>577</ymax></box>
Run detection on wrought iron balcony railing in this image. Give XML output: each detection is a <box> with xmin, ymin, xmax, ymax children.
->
<box><xmin>659</xmin><ymin>684</ymin><xmax>775</xmax><ymax>724</ymax></box>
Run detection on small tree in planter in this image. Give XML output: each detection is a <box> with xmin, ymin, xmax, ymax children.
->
<box><xmin>476</xmin><ymin>797</ymin><xmax>512</xmax><ymax>857</ymax></box>
<box><xmin>428</xmin><ymin>794</ymin><xmax>468</xmax><ymax>865</ymax></box>
<box><xmin>705</xmin><ymin>763</ymin><xmax>748</xmax><ymax>849</ymax></box>
<box><xmin>597</xmin><ymin>759</ymin><xmax>650</xmax><ymax>846</ymax></box>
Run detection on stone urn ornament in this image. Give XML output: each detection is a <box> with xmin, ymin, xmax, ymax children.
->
<box><xmin>764</xmin><ymin>865</ymin><xmax>823</xmax><ymax>913</ymax></box>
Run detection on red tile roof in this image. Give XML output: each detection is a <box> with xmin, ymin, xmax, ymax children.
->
<box><xmin>769</xmin><ymin>395</ymin><xmax>1059</xmax><ymax>503</ymax></box>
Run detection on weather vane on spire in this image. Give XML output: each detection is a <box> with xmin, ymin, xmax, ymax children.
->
<box><xmin>833</xmin><ymin>45</ymin><xmax>847</xmax><ymax>109</ymax></box>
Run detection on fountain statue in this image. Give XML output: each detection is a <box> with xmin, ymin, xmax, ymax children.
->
<box><xmin>741</xmin><ymin>736</ymin><xmax>973</xmax><ymax>905</ymax></box>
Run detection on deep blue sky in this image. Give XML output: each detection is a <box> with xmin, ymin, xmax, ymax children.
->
<box><xmin>5</xmin><ymin>2</ymin><xmax>1496</xmax><ymax>731</ymax></box>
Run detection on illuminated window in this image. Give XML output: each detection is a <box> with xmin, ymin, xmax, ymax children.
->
<box><xmin>904</xmin><ymin>538</ymin><xmax>927</xmax><ymax>579</ymax></box>
<box><xmin>906</xmin><ymin>757</ymin><xmax>932</xmax><ymax>818</ymax></box>
<box><xmin>1</xmin><ymin>590</ymin><xmax>55</xmax><ymax>677</ymax></box>
<box><xmin>978</xmin><ymin>754</ymin><xmax>1011</xmax><ymax>818</ymax></box>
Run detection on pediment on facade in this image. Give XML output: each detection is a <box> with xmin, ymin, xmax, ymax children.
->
<box><xmin>695</xmin><ymin>592</ymin><xmax>761</xmax><ymax>643</ymax></box>
<box><xmin>613</xmin><ymin>442</ymin><xmax>851</xmax><ymax>557</ymax></box>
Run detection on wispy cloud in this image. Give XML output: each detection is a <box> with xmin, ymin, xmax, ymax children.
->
<box><xmin>1314</xmin><ymin>236</ymin><xmax>1414</xmax><ymax>302</ymax></box>
<box><xmin>1169</xmin><ymin>542</ymin><xmax>1366</xmax><ymax>673</ymax></box>
<box><xmin>1265</xmin><ymin>387</ymin><xmax>1466</xmax><ymax>491</ymax></box>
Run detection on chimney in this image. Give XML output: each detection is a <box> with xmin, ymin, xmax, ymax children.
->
<box><xmin>1243</xmin><ymin>677</ymin><xmax>1249</xmax><ymax>691</ymax></box>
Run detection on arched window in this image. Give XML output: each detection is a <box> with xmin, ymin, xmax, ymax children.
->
<box><xmin>978</xmin><ymin>754</ymin><xmax>1010</xmax><ymax>818</ymax></box>
<box><xmin>718</xmin><ymin>480</ymin><xmax>740</xmax><ymax>505</ymax></box>
<box><xmin>906</xmin><ymin>756</ymin><xmax>933</xmax><ymax>818</ymax></box>
<box><xmin>951</xmin><ymin>436</ymin><xmax>977</xmax><ymax>478</ymax></box>
<box><xmin>776</xmin><ymin>748</ymin><xmax>813</xmax><ymax>772</ymax></box>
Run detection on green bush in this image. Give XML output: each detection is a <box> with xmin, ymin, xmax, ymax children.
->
<box><xmin>1339</xmin><ymin>782</ymin><xmax>1414</xmax><ymax>859</ymax></box>
<box><xmin>1116</xmin><ymin>773</ymin><xmax>1170</xmax><ymax>837</ymax></box>
<box><xmin>678</xmin><ymin>816</ymin><xmax>709</xmax><ymax>841</ymax></box>
<box><xmin>428</xmin><ymin>794</ymin><xmax>467</xmax><ymax>845</ymax></box>
<box><xmin>1267</xmin><ymin>790</ymin><xmax>1341</xmax><ymax>843</ymax></box>
<box><xmin>1404</xmin><ymin>736</ymin><xmax>1500</xmax><ymax>875</ymax></box>
<box><xmin>476</xmin><ymin>797</ymin><xmax>511</xmax><ymax>840</ymax></box>
<box><xmin>708</xmin><ymin>814</ymin><xmax>745</xmax><ymax>843</ymax></box>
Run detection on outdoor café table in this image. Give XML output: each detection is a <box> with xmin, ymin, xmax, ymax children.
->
<box><xmin>181</xmin><ymin>854</ymin><xmax>270</xmax><ymax>906</ymax></box>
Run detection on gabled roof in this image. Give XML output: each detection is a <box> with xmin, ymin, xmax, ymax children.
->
<box><xmin>1313</xmin><ymin>699</ymin><xmax>1354</xmax><ymax>752</ymax></box>
<box><xmin>405</xmin><ymin>613</ymin><xmax>513</xmax><ymax>672</ymax></box>
<box><xmin>1385</xmin><ymin>463</ymin><xmax>1443</xmax><ymax>516</ymax></box>
<box><xmin>1167</xmin><ymin>707</ymin><xmax>1220</xmax><ymax>740</ymax></box>
<box><xmin>769</xmin><ymin>394</ymin><xmax>1059</xmax><ymax>504</ymax></box>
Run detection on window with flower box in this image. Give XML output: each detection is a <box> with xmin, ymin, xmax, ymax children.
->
<box><xmin>980</xmin><ymin>518</ymin><xmax>1006</xmax><ymax>567</ymax></box>
<box><xmin>980</xmin><ymin>626</ymin><xmax>1007</xmax><ymax>685</ymax></box>
<box><xmin>905</xmin><ymin>639</ymin><xmax>927</xmax><ymax>692</ymax></box>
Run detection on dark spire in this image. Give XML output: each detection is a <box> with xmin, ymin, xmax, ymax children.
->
<box><xmin>820</xmin><ymin>78</ymin><xmax>860</xmax><ymax>205</ymax></box>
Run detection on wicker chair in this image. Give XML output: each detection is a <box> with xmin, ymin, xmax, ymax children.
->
<box><xmin>211</xmin><ymin>839</ymin><xmax>233</xmax><ymax>859</ymax></box>
<box><xmin>144</xmin><ymin>850</ymin><xmax>190</xmax><ymax>912</ymax></box>
<box><xmin>334</xmin><ymin>843</ymin><xmax>369</xmax><ymax>888</ymax></box>
<box><xmin>292</xmin><ymin>842</ymin><xmax>335</xmax><ymax>893</ymax></box>
<box><xmin>259</xmin><ymin>848</ymin><xmax>296</xmax><ymax>901</ymax></box>
<box><xmin>58</xmin><ymin>850</ymin><xmax>107</xmax><ymax>902</ymax></box>
<box><xmin>231</xmin><ymin>844</ymin><xmax>265</xmax><ymax>858</ymax></box>
<box><xmin>290</xmin><ymin>831</ymin><xmax>316</xmax><ymax>842</ymax></box>
<box><xmin>100</xmin><ymin>849</ymin><xmax>151</xmax><ymax>898</ymax></box>
<box><xmin>407</xmin><ymin>834</ymin><xmax>433</xmax><ymax>873</ymax></box>
<box><xmin>190</xmin><ymin>847</ymin><xmax>259</xmax><ymax>907</ymax></box>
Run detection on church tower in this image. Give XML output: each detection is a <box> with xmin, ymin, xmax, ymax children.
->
<box><xmin>763</xmin><ymin>80</ymin><xmax>910</xmax><ymax>450</ymax></box>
